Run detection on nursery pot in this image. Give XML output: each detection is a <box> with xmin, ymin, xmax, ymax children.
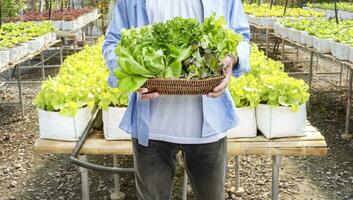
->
<box><xmin>259</xmin><ymin>17</ymin><xmax>275</xmax><ymax>27</ymax></box>
<box><xmin>38</xmin><ymin>107</ymin><xmax>92</xmax><ymax>141</ymax></box>
<box><xmin>247</xmin><ymin>15</ymin><xmax>256</xmax><ymax>24</ymax></box>
<box><xmin>228</xmin><ymin>107</ymin><xmax>257</xmax><ymax>138</ymax></box>
<box><xmin>102</xmin><ymin>106</ymin><xmax>131</xmax><ymax>140</ymax></box>
<box><xmin>0</xmin><ymin>49</ymin><xmax>10</xmax><ymax>68</ymax></box>
<box><xmin>330</xmin><ymin>41</ymin><xmax>350</xmax><ymax>61</ymax></box>
<box><xmin>256</xmin><ymin>104</ymin><xmax>307</xmax><ymax>139</ymax></box>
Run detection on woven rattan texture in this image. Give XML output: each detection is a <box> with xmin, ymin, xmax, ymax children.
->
<box><xmin>143</xmin><ymin>76</ymin><xmax>225</xmax><ymax>95</ymax></box>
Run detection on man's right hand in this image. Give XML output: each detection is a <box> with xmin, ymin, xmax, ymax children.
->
<box><xmin>137</xmin><ymin>88</ymin><xmax>160</xmax><ymax>101</ymax></box>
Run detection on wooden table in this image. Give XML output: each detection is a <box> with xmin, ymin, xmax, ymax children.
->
<box><xmin>34</xmin><ymin>122</ymin><xmax>327</xmax><ymax>200</ymax></box>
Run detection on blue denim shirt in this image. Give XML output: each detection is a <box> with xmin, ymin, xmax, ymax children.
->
<box><xmin>102</xmin><ymin>0</ymin><xmax>251</xmax><ymax>146</ymax></box>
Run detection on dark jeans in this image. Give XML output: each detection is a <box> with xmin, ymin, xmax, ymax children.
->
<box><xmin>132</xmin><ymin>137</ymin><xmax>227</xmax><ymax>200</ymax></box>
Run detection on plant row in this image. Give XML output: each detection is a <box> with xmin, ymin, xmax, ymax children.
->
<box><xmin>245</xmin><ymin>4</ymin><xmax>324</xmax><ymax>27</ymax></box>
<box><xmin>6</xmin><ymin>8</ymin><xmax>99</xmax><ymax>31</ymax></box>
<box><xmin>306</xmin><ymin>2</ymin><xmax>353</xmax><ymax>12</ymax></box>
<box><xmin>0</xmin><ymin>21</ymin><xmax>56</xmax><ymax>69</ymax></box>
<box><xmin>244</xmin><ymin>3</ymin><xmax>324</xmax><ymax>18</ymax></box>
<box><xmin>34</xmin><ymin>37</ymin><xmax>127</xmax><ymax>117</ymax></box>
<box><xmin>274</xmin><ymin>18</ymin><xmax>353</xmax><ymax>62</ymax></box>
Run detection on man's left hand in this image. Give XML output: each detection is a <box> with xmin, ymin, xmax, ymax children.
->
<box><xmin>207</xmin><ymin>55</ymin><xmax>238</xmax><ymax>98</ymax></box>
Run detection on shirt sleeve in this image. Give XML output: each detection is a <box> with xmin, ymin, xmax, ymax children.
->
<box><xmin>102</xmin><ymin>0</ymin><xmax>129</xmax><ymax>88</ymax></box>
<box><xmin>228</xmin><ymin>0</ymin><xmax>251</xmax><ymax>78</ymax></box>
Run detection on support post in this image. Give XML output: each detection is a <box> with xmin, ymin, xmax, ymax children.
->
<box><xmin>182</xmin><ymin>169</ymin><xmax>188</xmax><ymax>200</ymax></box>
<box><xmin>41</xmin><ymin>52</ymin><xmax>45</xmax><ymax>80</ymax></box>
<box><xmin>308</xmin><ymin>51</ymin><xmax>314</xmax><ymax>93</ymax></box>
<box><xmin>110</xmin><ymin>155</ymin><xmax>126</xmax><ymax>200</ymax></box>
<box><xmin>90</xmin><ymin>22</ymin><xmax>94</xmax><ymax>45</ymax></box>
<box><xmin>271</xmin><ymin>155</ymin><xmax>282</xmax><ymax>200</ymax></box>
<box><xmin>79</xmin><ymin>155</ymin><xmax>90</xmax><ymax>200</ymax></box>
<box><xmin>281</xmin><ymin>38</ymin><xmax>285</xmax><ymax>63</ymax></box>
<box><xmin>339</xmin><ymin>63</ymin><xmax>344</xmax><ymax>86</ymax></box>
<box><xmin>234</xmin><ymin>156</ymin><xmax>244</xmax><ymax>196</ymax></box>
<box><xmin>342</xmin><ymin>68</ymin><xmax>353</xmax><ymax>140</ymax></box>
<box><xmin>266</xmin><ymin>28</ymin><xmax>270</xmax><ymax>57</ymax></box>
<box><xmin>16</xmin><ymin>65</ymin><xmax>24</xmax><ymax>116</ymax></box>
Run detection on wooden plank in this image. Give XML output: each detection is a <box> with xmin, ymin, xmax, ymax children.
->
<box><xmin>34</xmin><ymin>123</ymin><xmax>328</xmax><ymax>157</ymax></box>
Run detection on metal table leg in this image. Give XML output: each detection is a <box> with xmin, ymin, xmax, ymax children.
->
<box><xmin>182</xmin><ymin>169</ymin><xmax>188</xmax><ymax>200</ymax></box>
<box><xmin>234</xmin><ymin>156</ymin><xmax>244</xmax><ymax>196</ymax></box>
<box><xmin>339</xmin><ymin>63</ymin><xmax>344</xmax><ymax>86</ymax></box>
<box><xmin>266</xmin><ymin>29</ymin><xmax>270</xmax><ymax>57</ymax></box>
<box><xmin>16</xmin><ymin>65</ymin><xmax>24</xmax><ymax>116</ymax></box>
<box><xmin>281</xmin><ymin>38</ymin><xmax>285</xmax><ymax>63</ymax></box>
<box><xmin>111</xmin><ymin>155</ymin><xmax>126</xmax><ymax>200</ymax></box>
<box><xmin>343</xmin><ymin>68</ymin><xmax>353</xmax><ymax>140</ymax></box>
<box><xmin>272</xmin><ymin>155</ymin><xmax>282</xmax><ymax>200</ymax></box>
<box><xmin>40</xmin><ymin>52</ymin><xmax>45</xmax><ymax>80</ymax></box>
<box><xmin>79</xmin><ymin>155</ymin><xmax>90</xmax><ymax>200</ymax></box>
<box><xmin>308</xmin><ymin>51</ymin><xmax>314</xmax><ymax>93</ymax></box>
<box><xmin>90</xmin><ymin>22</ymin><xmax>94</xmax><ymax>45</ymax></box>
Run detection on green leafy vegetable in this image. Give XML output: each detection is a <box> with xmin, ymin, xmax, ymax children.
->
<box><xmin>114</xmin><ymin>15</ymin><xmax>243</xmax><ymax>92</ymax></box>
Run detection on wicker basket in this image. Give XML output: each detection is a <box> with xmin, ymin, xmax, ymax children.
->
<box><xmin>143</xmin><ymin>75</ymin><xmax>225</xmax><ymax>95</ymax></box>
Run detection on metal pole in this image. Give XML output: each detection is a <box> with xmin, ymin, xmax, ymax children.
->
<box><xmin>308</xmin><ymin>51</ymin><xmax>314</xmax><ymax>93</ymax></box>
<box><xmin>342</xmin><ymin>68</ymin><xmax>353</xmax><ymax>140</ymax></box>
<box><xmin>266</xmin><ymin>29</ymin><xmax>270</xmax><ymax>57</ymax></box>
<box><xmin>79</xmin><ymin>155</ymin><xmax>90</xmax><ymax>200</ymax></box>
<box><xmin>334</xmin><ymin>0</ymin><xmax>339</xmax><ymax>24</ymax></box>
<box><xmin>271</xmin><ymin>155</ymin><xmax>282</xmax><ymax>200</ymax></box>
<box><xmin>283</xmin><ymin>0</ymin><xmax>289</xmax><ymax>16</ymax></box>
<box><xmin>41</xmin><ymin>52</ymin><xmax>45</xmax><ymax>80</ymax></box>
<box><xmin>339</xmin><ymin>63</ymin><xmax>344</xmax><ymax>86</ymax></box>
<box><xmin>110</xmin><ymin>155</ymin><xmax>126</xmax><ymax>200</ymax></box>
<box><xmin>315</xmin><ymin>54</ymin><xmax>319</xmax><ymax>72</ymax></box>
<box><xmin>90</xmin><ymin>22</ymin><xmax>94</xmax><ymax>45</ymax></box>
<box><xmin>281</xmin><ymin>38</ymin><xmax>285</xmax><ymax>63</ymax></box>
<box><xmin>234</xmin><ymin>156</ymin><xmax>245</xmax><ymax>196</ymax></box>
<box><xmin>16</xmin><ymin>65</ymin><xmax>24</xmax><ymax>116</ymax></box>
<box><xmin>182</xmin><ymin>169</ymin><xmax>188</xmax><ymax>200</ymax></box>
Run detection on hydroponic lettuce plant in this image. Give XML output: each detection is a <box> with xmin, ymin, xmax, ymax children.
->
<box><xmin>259</xmin><ymin>74</ymin><xmax>309</xmax><ymax>112</ymax></box>
<box><xmin>228</xmin><ymin>44</ymin><xmax>309</xmax><ymax>111</ymax></box>
<box><xmin>34</xmin><ymin>37</ymin><xmax>128</xmax><ymax>117</ymax></box>
<box><xmin>244</xmin><ymin>3</ymin><xmax>324</xmax><ymax>17</ymax></box>
<box><xmin>114</xmin><ymin>15</ymin><xmax>243</xmax><ymax>92</ymax></box>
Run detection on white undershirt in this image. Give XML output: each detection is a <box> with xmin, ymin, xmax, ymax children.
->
<box><xmin>146</xmin><ymin>0</ymin><xmax>226</xmax><ymax>144</ymax></box>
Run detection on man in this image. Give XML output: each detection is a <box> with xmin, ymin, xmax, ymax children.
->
<box><xmin>102</xmin><ymin>0</ymin><xmax>250</xmax><ymax>199</ymax></box>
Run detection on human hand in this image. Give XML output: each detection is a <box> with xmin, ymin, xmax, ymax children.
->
<box><xmin>207</xmin><ymin>56</ymin><xmax>238</xmax><ymax>98</ymax></box>
<box><xmin>137</xmin><ymin>88</ymin><xmax>160</xmax><ymax>100</ymax></box>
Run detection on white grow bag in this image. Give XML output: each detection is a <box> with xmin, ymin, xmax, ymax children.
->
<box><xmin>330</xmin><ymin>41</ymin><xmax>350</xmax><ymax>61</ymax></box>
<box><xmin>102</xmin><ymin>107</ymin><xmax>131</xmax><ymax>140</ymax></box>
<box><xmin>9</xmin><ymin>44</ymin><xmax>28</xmax><ymax>63</ymax></box>
<box><xmin>228</xmin><ymin>107</ymin><xmax>257</xmax><ymax>138</ymax></box>
<box><xmin>27</xmin><ymin>38</ymin><xmax>42</xmax><ymax>54</ymax></box>
<box><xmin>62</xmin><ymin>20</ymin><xmax>78</xmax><ymax>31</ymax></box>
<box><xmin>256</xmin><ymin>104</ymin><xmax>307</xmax><ymax>139</ymax></box>
<box><xmin>0</xmin><ymin>49</ymin><xmax>9</xmax><ymax>68</ymax></box>
<box><xmin>287</xmin><ymin>28</ymin><xmax>300</xmax><ymax>43</ymax></box>
<box><xmin>38</xmin><ymin>107</ymin><xmax>92</xmax><ymax>141</ymax></box>
<box><xmin>299</xmin><ymin>31</ymin><xmax>308</xmax><ymax>45</ymax></box>
<box><xmin>313</xmin><ymin>37</ymin><xmax>331</xmax><ymax>54</ymax></box>
<box><xmin>350</xmin><ymin>47</ymin><xmax>353</xmax><ymax>63</ymax></box>
<box><xmin>53</xmin><ymin>21</ymin><xmax>62</xmax><ymax>30</ymax></box>
<box><xmin>305</xmin><ymin>34</ymin><xmax>315</xmax><ymax>48</ymax></box>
